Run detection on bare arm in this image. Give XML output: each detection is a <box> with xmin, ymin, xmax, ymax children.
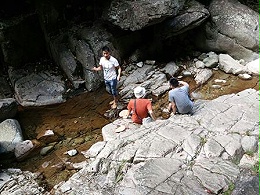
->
<box><xmin>92</xmin><ymin>65</ymin><xmax>102</xmax><ymax>71</ymax></box>
<box><xmin>149</xmin><ymin>110</ymin><xmax>156</xmax><ymax>121</ymax></box>
<box><xmin>116</xmin><ymin>66</ymin><xmax>122</xmax><ymax>81</ymax></box>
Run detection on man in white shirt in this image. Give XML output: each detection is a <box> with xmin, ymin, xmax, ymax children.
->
<box><xmin>92</xmin><ymin>46</ymin><xmax>121</xmax><ymax>109</ymax></box>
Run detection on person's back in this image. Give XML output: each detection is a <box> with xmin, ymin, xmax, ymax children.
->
<box><xmin>127</xmin><ymin>98</ymin><xmax>152</xmax><ymax>124</ymax></box>
<box><xmin>125</xmin><ymin>86</ymin><xmax>156</xmax><ymax>124</ymax></box>
<box><xmin>168</xmin><ymin>78</ymin><xmax>193</xmax><ymax>114</ymax></box>
<box><xmin>168</xmin><ymin>85</ymin><xmax>193</xmax><ymax>114</ymax></box>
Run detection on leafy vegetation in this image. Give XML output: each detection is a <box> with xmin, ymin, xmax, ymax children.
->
<box><xmin>251</xmin><ymin>161</ymin><xmax>260</xmax><ymax>173</ymax></box>
<box><xmin>223</xmin><ymin>183</ymin><xmax>235</xmax><ymax>195</ymax></box>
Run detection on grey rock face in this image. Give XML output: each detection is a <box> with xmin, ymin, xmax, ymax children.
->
<box><xmin>52</xmin><ymin>88</ymin><xmax>258</xmax><ymax>194</ymax></box>
<box><xmin>50</xmin><ymin>24</ymin><xmax>119</xmax><ymax>91</ymax></box>
<box><xmin>0</xmin><ymin>169</ymin><xmax>46</xmax><ymax>194</ymax></box>
<box><xmin>10</xmin><ymin>70</ymin><xmax>66</xmax><ymax>106</ymax></box>
<box><xmin>194</xmin><ymin>0</ymin><xmax>259</xmax><ymax>62</ymax></box>
<box><xmin>232</xmin><ymin>175</ymin><xmax>259</xmax><ymax>195</ymax></box>
<box><xmin>158</xmin><ymin>0</ymin><xmax>210</xmax><ymax>38</ymax></box>
<box><xmin>103</xmin><ymin>0</ymin><xmax>185</xmax><ymax>31</ymax></box>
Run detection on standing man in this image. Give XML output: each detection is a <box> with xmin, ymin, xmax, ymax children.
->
<box><xmin>92</xmin><ymin>46</ymin><xmax>121</xmax><ymax>109</ymax></box>
<box><xmin>168</xmin><ymin>77</ymin><xmax>193</xmax><ymax>114</ymax></box>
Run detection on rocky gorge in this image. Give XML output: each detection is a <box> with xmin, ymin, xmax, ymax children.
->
<box><xmin>0</xmin><ymin>0</ymin><xmax>259</xmax><ymax>194</ymax></box>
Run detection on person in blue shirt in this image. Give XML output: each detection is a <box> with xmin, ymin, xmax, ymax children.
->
<box><xmin>168</xmin><ymin>77</ymin><xmax>193</xmax><ymax>114</ymax></box>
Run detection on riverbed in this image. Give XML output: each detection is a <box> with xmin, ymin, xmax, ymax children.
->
<box><xmin>3</xmin><ymin>70</ymin><xmax>259</xmax><ymax>191</ymax></box>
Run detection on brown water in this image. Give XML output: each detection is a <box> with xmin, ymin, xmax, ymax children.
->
<box><xmin>4</xmin><ymin>70</ymin><xmax>259</xmax><ymax>190</ymax></box>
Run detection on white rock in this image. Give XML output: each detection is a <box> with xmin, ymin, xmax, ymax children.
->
<box><xmin>238</xmin><ymin>73</ymin><xmax>252</xmax><ymax>80</ymax></box>
<box><xmin>136</xmin><ymin>62</ymin><xmax>143</xmax><ymax>68</ymax></box>
<box><xmin>245</xmin><ymin>58</ymin><xmax>259</xmax><ymax>75</ymax></box>
<box><xmin>66</xmin><ymin>149</ymin><xmax>78</xmax><ymax>156</ymax></box>
<box><xmin>214</xmin><ymin>79</ymin><xmax>226</xmax><ymax>83</ymax></box>
<box><xmin>44</xmin><ymin>130</ymin><xmax>54</xmax><ymax>136</ymax></box>
<box><xmin>195</xmin><ymin>60</ymin><xmax>205</xmax><ymax>68</ymax></box>
<box><xmin>211</xmin><ymin>85</ymin><xmax>222</xmax><ymax>89</ymax></box>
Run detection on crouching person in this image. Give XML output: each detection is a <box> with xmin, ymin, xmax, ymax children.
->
<box><xmin>168</xmin><ymin>78</ymin><xmax>193</xmax><ymax>115</ymax></box>
<box><xmin>124</xmin><ymin>86</ymin><xmax>156</xmax><ymax>124</ymax></box>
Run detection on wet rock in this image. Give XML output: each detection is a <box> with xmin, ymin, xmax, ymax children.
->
<box><xmin>211</xmin><ymin>84</ymin><xmax>222</xmax><ymax>89</ymax></box>
<box><xmin>71</xmin><ymin>137</ymin><xmax>85</xmax><ymax>146</ymax></box>
<box><xmin>214</xmin><ymin>79</ymin><xmax>226</xmax><ymax>83</ymax></box>
<box><xmin>40</xmin><ymin>145</ymin><xmax>54</xmax><ymax>156</ymax></box>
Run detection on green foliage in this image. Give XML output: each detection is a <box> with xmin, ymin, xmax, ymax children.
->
<box><xmin>245</xmin><ymin>150</ymin><xmax>255</xmax><ymax>157</ymax></box>
<box><xmin>114</xmin><ymin>160</ymin><xmax>127</xmax><ymax>184</ymax></box>
<box><xmin>223</xmin><ymin>183</ymin><xmax>235</xmax><ymax>195</ymax></box>
<box><xmin>251</xmin><ymin>161</ymin><xmax>260</xmax><ymax>173</ymax></box>
<box><xmin>200</xmin><ymin>137</ymin><xmax>207</xmax><ymax>145</ymax></box>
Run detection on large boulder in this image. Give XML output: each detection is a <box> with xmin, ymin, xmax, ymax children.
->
<box><xmin>50</xmin><ymin>23</ymin><xmax>120</xmax><ymax>91</ymax></box>
<box><xmin>193</xmin><ymin>0</ymin><xmax>259</xmax><ymax>62</ymax></box>
<box><xmin>8</xmin><ymin>68</ymin><xmax>66</xmax><ymax>106</ymax></box>
<box><xmin>157</xmin><ymin>0</ymin><xmax>210</xmax><ymax>38</ymax></box>
<box><xmin>0</xmin><ymin>119</ymin><xmax>23</xmax><ymax>154</ymax></box>
<box><xmin>103</xmin><ymin>0</ymin><xmax>185</xmax><ymax>31</ymax></box>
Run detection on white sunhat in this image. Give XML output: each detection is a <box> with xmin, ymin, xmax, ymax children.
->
<box><xmin>134</xmin><ymin>86</ymin><xmax>146</xmax><ymax>98</ymax></box>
